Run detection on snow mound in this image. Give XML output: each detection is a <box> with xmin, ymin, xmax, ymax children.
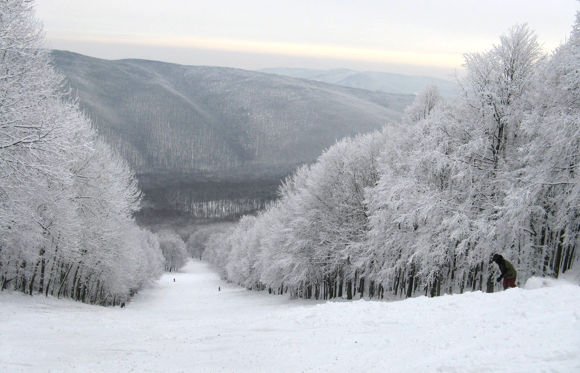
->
<box><xmin>525</xmin><ymin>275</ymin><xmax>579</xmax><ymax>290</ymax></box>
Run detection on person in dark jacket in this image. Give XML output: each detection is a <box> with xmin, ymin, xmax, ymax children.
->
<box><xmin>491</xmin><ymin>254</ymin><xmax>517</xmax><ymax>289</ymax></box>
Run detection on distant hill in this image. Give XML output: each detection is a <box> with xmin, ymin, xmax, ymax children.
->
<box><xmin>51</xmin><ymin>51</ymin><xmax>412</xmax><ymax>220</ymax></box>
<box><xmin>261</xmin><ymin>68</ymin><xmax>458</xmax><ymax>97</ymax></box>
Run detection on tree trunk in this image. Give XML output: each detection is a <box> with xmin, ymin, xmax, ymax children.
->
<box><xmin>346</xmin><ymin>280</ymin><xmax>352</xmax><ymax>300</ymax></box>
<box><xmin>486</xmin><ymin>272</ymin><xmax>495</xmax><ymax>293</ymax></box>
<box><xmin>29</xmin><ymin>259</ymin><xmax>41</xmax><ymax>295</ymax></box>
<box><xmin>406</xmin><ymin>266</ymin><xmax>414</xmax><ymax>298</ymax></box>
<box><xmin>553</xmin><ymin>230</ymin><xmax>564</xmax><ymax>278</ymax></box>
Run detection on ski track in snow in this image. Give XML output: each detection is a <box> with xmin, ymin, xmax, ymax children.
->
<box><xmin>1</xmin><ymin>260</ymin><xmax>579</xmax><ymax>373</ymax></box>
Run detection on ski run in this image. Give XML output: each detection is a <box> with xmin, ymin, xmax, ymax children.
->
<box><xmin>1</xmin><ymin>260</ymin><xmax>579</xmax><ymax>372</ymax></box>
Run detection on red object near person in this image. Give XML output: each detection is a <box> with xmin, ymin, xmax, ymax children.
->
<box><xmin>503</xmin><ymin>278</ymin><xmax>516</xmax><ymax>290</ymax></box>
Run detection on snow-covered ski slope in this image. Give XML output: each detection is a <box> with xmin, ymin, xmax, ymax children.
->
<box><xmin>1</xmin><ymin>260</ymin><xmax>579</xmax><ymax>372</ymax></box>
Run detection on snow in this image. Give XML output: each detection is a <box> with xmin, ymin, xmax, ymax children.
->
<box><xmin>1</xmin><ymin>261</ymin><xmax>579</xmax><ymax>372</ymax></box>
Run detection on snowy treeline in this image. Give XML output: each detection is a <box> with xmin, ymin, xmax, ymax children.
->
<box><xmin>186</xmin><ymin>223</ymin><xmax>234</xmax><ymax>260</ymax></box>
<box><xmin>204</xmin><ymin>21</ymin><xmax>579</xmax><ymax>299</ymax></box>
<box><xmin>157</xmin><ymin>230</ymin><xmax>188</xmax><ymax>272</ymax></box>
<box><xmin>0</xmin><ymin>1</ymin><xmax>164</xmax><ymax>305</ymax></box>
<box><xmin>173</xmin><ymin>197</ymin><xmax>270</xmax><ymax>219</ymax></box>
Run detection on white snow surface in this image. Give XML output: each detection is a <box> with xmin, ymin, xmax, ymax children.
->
<box><xmin>1</xmin><ymin>260</ymin><xmax>579</xmax><ymax>373</ymax></box>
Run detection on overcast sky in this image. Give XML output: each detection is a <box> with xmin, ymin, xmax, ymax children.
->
<box><xmin>36</xmin><ymin>0</ymin><xmax>578</xmax><ymax>79</ymax></box>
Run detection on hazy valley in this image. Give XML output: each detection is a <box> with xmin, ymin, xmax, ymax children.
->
<box><xmin>52</xmin><ymin>51</ymin><xmax>414</xmax><ymax>222</ymax></box>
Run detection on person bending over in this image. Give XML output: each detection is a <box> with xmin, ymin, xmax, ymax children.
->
<box><xmin>491</xmin><ymin>254</ymin><xmax>517</xmax><ymax>290</ymax></box>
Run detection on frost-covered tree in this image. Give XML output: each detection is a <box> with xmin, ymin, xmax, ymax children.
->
<box><xmin>462</xmin><ymin>24</ymin><xmax>541</xmax><ymax>171</ymax></box>
<box><xmin>0</xmin><ymin>0</ymin><xmax>163</xmax><ymax>305</ymax></box>
<box><xmin>204</xmin><ymin>18</ymin><xmax>579</xmax><ymax>300</ymax></box>
<box><xmin>404</xmin><ymin>85</ymin><xmax>442</xmax><ymax>124</ymax></box>
<box><xmin>157</xmin><ymin>230</ymin><xmax>188</xmax><ymax>272</ymax></box>
<box><xmin>186</xmin><ymin>223</ymin><xmax>234</xmax><ymax>260</ymax></box>
<box><xmin>203</xmin><ymin>130</ymin><xmax>394</xmax><ymax>299</ymax></box>
<box><xmin>498</xmin><ymin>14</ymin><xmax>579</xmax><ymax>280</ymax></box>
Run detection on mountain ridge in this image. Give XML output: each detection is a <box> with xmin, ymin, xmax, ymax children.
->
<box><xmin>261</xmin><ymin>67</ymin><xmax>458</xmax><ymax>97</ymax></box>
<box><xmin>51</xmin><ymin>50</ymin><xmax>413</xmax><ymax>220</ymax></box>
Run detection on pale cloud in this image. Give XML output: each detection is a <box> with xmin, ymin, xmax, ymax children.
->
<box><xmin>36</xmin><ymin>0</ymin><xmax>578</xmax><ymax>77</ymax></box>
<box><xmin>51</xmin><ymin>34</ymin><xmax>463</xmax><ymax>69</ymax></box>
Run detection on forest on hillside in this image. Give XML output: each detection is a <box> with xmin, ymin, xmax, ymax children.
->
<box><xmin>51</xmin><ymin>50</ymin><xmax>413</xmax><ymax>220</ymax></box>
<box><xmin>203</xmin><ymin>19</ymin><xmax>579</xmax><ymax>300</ymax></box>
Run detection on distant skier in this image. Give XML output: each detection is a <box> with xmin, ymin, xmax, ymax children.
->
<box><xmin>218</xmin><ymin>286</ymin><xmax>221</xmax><ymax>292</ymax></box>
<box><xmin>491</xmin><ymin>254</ymin><xmax>517</xmax><ymax>290</ymax></box>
